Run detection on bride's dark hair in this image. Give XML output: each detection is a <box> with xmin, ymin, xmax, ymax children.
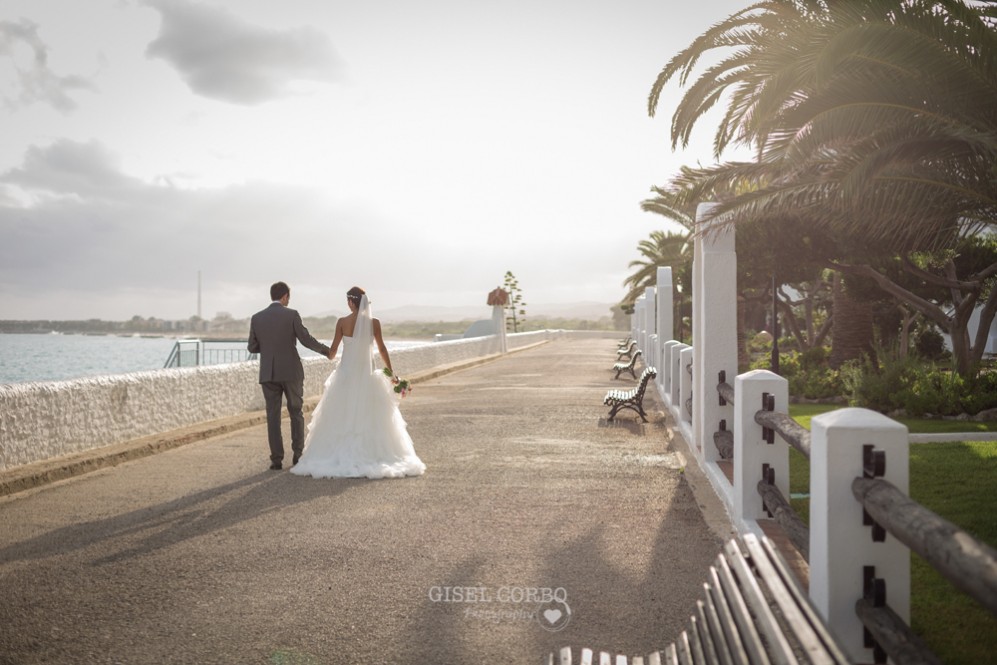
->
<box><xmin>346</xmin><ymin>286</ymin><xmax>365</xmax><ymax>307</ymax></box>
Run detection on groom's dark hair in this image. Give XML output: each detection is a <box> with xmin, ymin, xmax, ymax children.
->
<box><xmin>270</xmin><ymin>281</ymin><xmax>290</xmax><ymax>301</ymax></box>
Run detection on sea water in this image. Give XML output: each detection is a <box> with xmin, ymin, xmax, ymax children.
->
<box><xmin>0</xmin><ymin>333</ymin><xmax>426</xmax><ymax>386</ymax></box>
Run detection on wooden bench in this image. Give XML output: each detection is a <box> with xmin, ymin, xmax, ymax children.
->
<box><xmin>604</xmin><ymin>366</ymin><xmax>656</xmax><ymax>421</ymax></box>
<box><xmin>617</xmin><ymin>336</ymin><xmax>633</xmax><ymax>351</ymax></box>
<box><xmin>617</xmin><ymin>340</ymin><xmax>638</xmax><ymax>360</ymax></box>
<box><xmin>613</xmin><ymin>350</ymin><xmax>642</xmax><ymax>379</ymax></box>
<box><xmin>547</xmin><ymin>533</ymin><xmax>850</xmax><ymax>665</ymax></box>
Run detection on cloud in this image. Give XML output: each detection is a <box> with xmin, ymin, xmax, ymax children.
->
<box><xmin>0</xmin><ymin>19</ymin><xmax>96</xmax><ymax>112</ymax></box>
<box><xmin>143</xmin><ymin>0</ymin><xmax>344</xmax><ymax>105</ymax></box>
<box><xmin>0</xmin><ymin>139</ymin><xmax>405</xmax><ymax>317</ymax></box>
<box><xmin>2</xmin><ymin>139</ymin><xmax>142</xmax><ymax>200</ymax></box>
<box><xmin>0</xmin><ymin>139</ymin><xmax>632</xmax><ymax>320</ymax></box>
<box><xmin>0</xmin><ymin>138</ymin><xmax>634</xmax><ymax>320</ymax></box>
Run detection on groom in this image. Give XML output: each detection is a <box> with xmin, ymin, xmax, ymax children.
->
<box><xmin>248</xmin><ymin>281</ymin><xmax>332</xmax><ymax>470</ymax></box>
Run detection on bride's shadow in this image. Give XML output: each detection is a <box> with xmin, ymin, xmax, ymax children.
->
<box><xmin>0</xmin><ymin>472</ymin><xmax>361</xmax><ymax>566</ymax></box>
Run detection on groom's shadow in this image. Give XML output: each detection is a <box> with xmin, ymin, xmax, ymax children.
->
<box><xmin>0</xmin><ymin>471</ymin><xmax>361</xmax><ymax>566</ymax></box>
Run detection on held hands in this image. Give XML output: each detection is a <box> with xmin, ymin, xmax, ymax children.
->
<box><xmin>327</xmin><ymin>348</ymin><xmax>335</xmax><ymax>360</ymax></box>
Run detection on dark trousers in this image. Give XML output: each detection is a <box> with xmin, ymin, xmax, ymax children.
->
<box><xmin>260</xmin><ymin>380</ymin><xmax>305</xmax><ymax>463</ymax></box>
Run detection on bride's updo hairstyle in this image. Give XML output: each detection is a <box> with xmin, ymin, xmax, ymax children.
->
<box><xmin>346</xmin><ymin>286</ymin><xmax>365</xmax><ymax>309</ymax></box>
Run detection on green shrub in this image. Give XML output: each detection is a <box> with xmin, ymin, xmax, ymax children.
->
<box><xmin>913</xmin><ymin>325</ymin><xmax>949</xmax><ymax>362</ymax></box>
<box><xmin>840</xmin><ymin>356</ymin><xmax>914</xmax><ymax>413</ymax></box>
<box><xmin>749</xmin><ymin>347</ymin><xmax>843</xmax><ymax>400</ymax></box>
<box><xmin>841</xmin><ymin>353</ymin><xmax>997</xmax><ymax>416</ymax></box>
<box><xmin>961</xmin><ymin>371</ymin><xmax>997</xmax><ymax>415</ymax></box>
<box><xmin>745</xmin><ymin>341</ymin><xmax>997</xmax><ymax>412</ymax></box>
<box><xmin>898</xmin><ymin>370</ymin><xmax>965</xmax><ymax>416</ymax></box>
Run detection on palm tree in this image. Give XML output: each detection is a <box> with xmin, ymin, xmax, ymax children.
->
<box><xmin>649</xmin><ymin>0</ymin><xmax>997</xmax><ymax>376</ymax></box>
<box><xmin>621</xmin><ymin>178</ymin><xmax>701</xmax><ymax>309</ymax></box>
<box><xmin>621</xmin><ymin>229</ymin><xmax>689</xmax><ymax>307</ymax></box>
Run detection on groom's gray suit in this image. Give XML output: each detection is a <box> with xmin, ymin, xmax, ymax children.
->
<box><xmin>248</xmin><ymin>302</ymin><xmax>331</xmax><ymax>466</ymax></box>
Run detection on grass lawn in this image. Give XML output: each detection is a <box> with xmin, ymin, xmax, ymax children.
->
<box><xmin>789</xmin><ymin>402</ymin><xmax>997</xmax><ymax>434</ymax></box>
<box><xmin>786</xmin><ymin>404</ymin><xmax>997</xmax><ymax>664</ymax></box>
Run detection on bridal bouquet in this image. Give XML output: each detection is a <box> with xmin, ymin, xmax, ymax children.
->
<box><xmin>383</xmin><ymin>368</ymin><xmax>412</xmax><ymax>397</ymax></box>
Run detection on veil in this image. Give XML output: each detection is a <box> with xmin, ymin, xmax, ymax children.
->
<box><xmin>352</xmin><ymin>294</ymin><xmax>374</xmax><ymax>374</ymax></box>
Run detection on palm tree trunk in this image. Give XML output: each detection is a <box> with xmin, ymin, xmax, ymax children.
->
<box><xmin>829</xmin><ymin>272</ymin><xmax>874</xmax><ymax>368</ymax></box>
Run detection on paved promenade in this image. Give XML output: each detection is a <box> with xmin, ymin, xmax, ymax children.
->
<box><xmin>0</xmin><ymin>338</ymin><xmax>730</xmax><ymax>665</ymax></box>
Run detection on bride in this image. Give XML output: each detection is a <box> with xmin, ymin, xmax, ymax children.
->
<box><xmin>291</xmin><ymin>286</ymin><xmax>426</xmax><ymax>479</ymax></box>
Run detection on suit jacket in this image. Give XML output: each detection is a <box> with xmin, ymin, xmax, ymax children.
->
<box><xmin>248</xmin><ymin>303</ymin><xmax>331</xmax><ymax>385</ymax></box>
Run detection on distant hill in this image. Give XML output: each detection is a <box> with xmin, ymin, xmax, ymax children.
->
<box><xmin>330</xmin><ymin>302</ymin><xmax>617</xmax><ymax>323</ymax></box>
<box><xmin>527</xmin><ymin>302</ymin><xmax>618</xmax><ymax>320</ymax></box>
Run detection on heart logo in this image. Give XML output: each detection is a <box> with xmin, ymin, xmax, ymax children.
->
<box><xmin>536</xmin><ymin>599</ymin><xmax>572</xmax><ymax>632</ymax></box>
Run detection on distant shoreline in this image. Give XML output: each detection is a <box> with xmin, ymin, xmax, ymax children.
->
<box><xmin>0</xmin><ymin>315</ymin><xmax>622</xmax><ymax>341</ymax></box>
<box><xmin>0</xmin><ymin>330</ymin><xmax>436</xmax><ymax>343</ymax></box>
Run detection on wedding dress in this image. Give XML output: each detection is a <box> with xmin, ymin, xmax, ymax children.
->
<box><xmin>290</xmin><ymin>295</ymin><xmax>425</xmax><ymax>479</ymax></box>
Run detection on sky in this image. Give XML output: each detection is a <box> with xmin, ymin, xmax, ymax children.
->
<box><xmin>0</xmin><ymin>0</ymin><xmax>748</xmax><ymax>321</ymax></box>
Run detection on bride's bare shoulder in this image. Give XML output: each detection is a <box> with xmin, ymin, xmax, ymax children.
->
<box><xmin>339</xmin><ymin>312</ymin><xmax>359</xmax><ymax>336</ymax></box>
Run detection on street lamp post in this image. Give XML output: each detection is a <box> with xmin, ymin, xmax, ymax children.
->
<box><xmin>771</xmin><ymin>273</ymin><xmax>780</xmax><ymax>374</ymax></box>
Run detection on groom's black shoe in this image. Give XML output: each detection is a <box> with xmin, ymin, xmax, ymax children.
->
<box><xmin>269</xmin><ymin>461</ymin><xmax>282</xmax><ymax>470</ymax></box>
<box><xmin>292</xmin><ymin>455</ymin><xmax>301</xmax><ymax>466</ymax></box>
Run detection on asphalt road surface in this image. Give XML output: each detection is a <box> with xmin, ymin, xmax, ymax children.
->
<box><xmin>0</xmin><ymin>338</ymin><xmax>730</xmax><ymax>665</ymax></box>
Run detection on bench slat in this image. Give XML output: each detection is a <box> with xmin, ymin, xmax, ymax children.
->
<box><xmin>676</xmin><ymin>631</ymin><xmax>695</xmax><ymax>665</ymax></box>
<box><xmin>702</xmin><ymin>584</ymin><xmax>737</xmax><ymax>665</ymax></box>
<box><xmin>721</xmin><ymin>539</ymin><xmax>796</xmax><ymax>665</ymax></box>
<box><xmin>706</xmin><ymin>568</ymin><xmax>751</xmax><ymax>664</ymax></box>
<box><xmin>714</xmin><ymin>552</ymin><xmax>772</xmax><ymax>665</ymax></box>
<box><xmin>741</xmin><ymin>536</ymin><xmax>839</xmax><ymax>664</ymax></box>
<box><xmin>548</xmin><ymin>536</ymin><xmax>851</xmax><ymax>665</ymax></box>
<box><xmin>694</xmin><ymin>601</ymin><xmax>723</xmax><ymax>664</ymax></box>
<box><xmin>747</xmin><ymin>536</ymin><xmax>851</xmax><ymax>664</ymax></box>
<box><xmin>688</xmin><ymin>616</ymin><xmax>710</xmax><ymax>664</ymax></box>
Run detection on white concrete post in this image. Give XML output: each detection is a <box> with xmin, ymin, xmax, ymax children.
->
<box><xmin>733</xmin><ymin>370</ymin><xmax>789</xmax><ymax>527</ymax></box>
<box><xmin>643</xmin><ymin>286</ymin><xmax>656</xmax><ymax>358</ymax></box>
<box><xmin>648</xmin><ymin>333</ymin><xmax>658</xmax><ymax>375</ymax></box>
<box><xmin>692</xmin><ymin>230</ymin><xmax>702</xmax><ymax>434</ymax></box>
<box><xmin>692</xmin><ymin>202</ymin><xmax>737</xmax><ymax>464</ymax></box>
<box><xmin>662</xmin><ymin>340</ymin><xmax>680</xmax><ymax>400</ymax></box>
<box><xmin>634</xmin><ymin>294</ymin><xmax>646</xmax><ymax>354</ymax></box>
<box><xmin>630</xmin><ymin>303</ymin><xmax>638</xmax><ymax>344</ymax></box>
<box><xmin>655</xmin><ymin>267</ymin><xmax>673</xmax><ymax>392</ymax></box>
<box><xmin>669</xmin><ymin>342</ymin><xmax>688</xmax><ymax>414</ymax></box>
<box><xmin>656</xmin><ymin>267</ymin><xmax>673</xmax><ymax>345</ymax></box>
<box><xmin>679</xmin><ymin>346</ymin><xmax>694</xmax><ymax>427</ymax></box>
<box><xmin>810</xmin><ymin>408</ymin><xmax>910</xmax><ymax>663</ymax></box>
<box><xmin>492</xmin><ymin>305</ymin><xmax>508</xmax><ymax>353</ymax></box>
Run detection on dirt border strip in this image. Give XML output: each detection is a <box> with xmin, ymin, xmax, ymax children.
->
<box><xmin>0</xmin><ymin>341</ymin><xmax>549</xmax><ymax>497</ymax></box>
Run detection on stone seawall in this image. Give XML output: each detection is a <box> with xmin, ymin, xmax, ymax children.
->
<box><xmin>0</xmin><ymin>330</ymin><xmax>616</xmax><ymax>471</ymax></box>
